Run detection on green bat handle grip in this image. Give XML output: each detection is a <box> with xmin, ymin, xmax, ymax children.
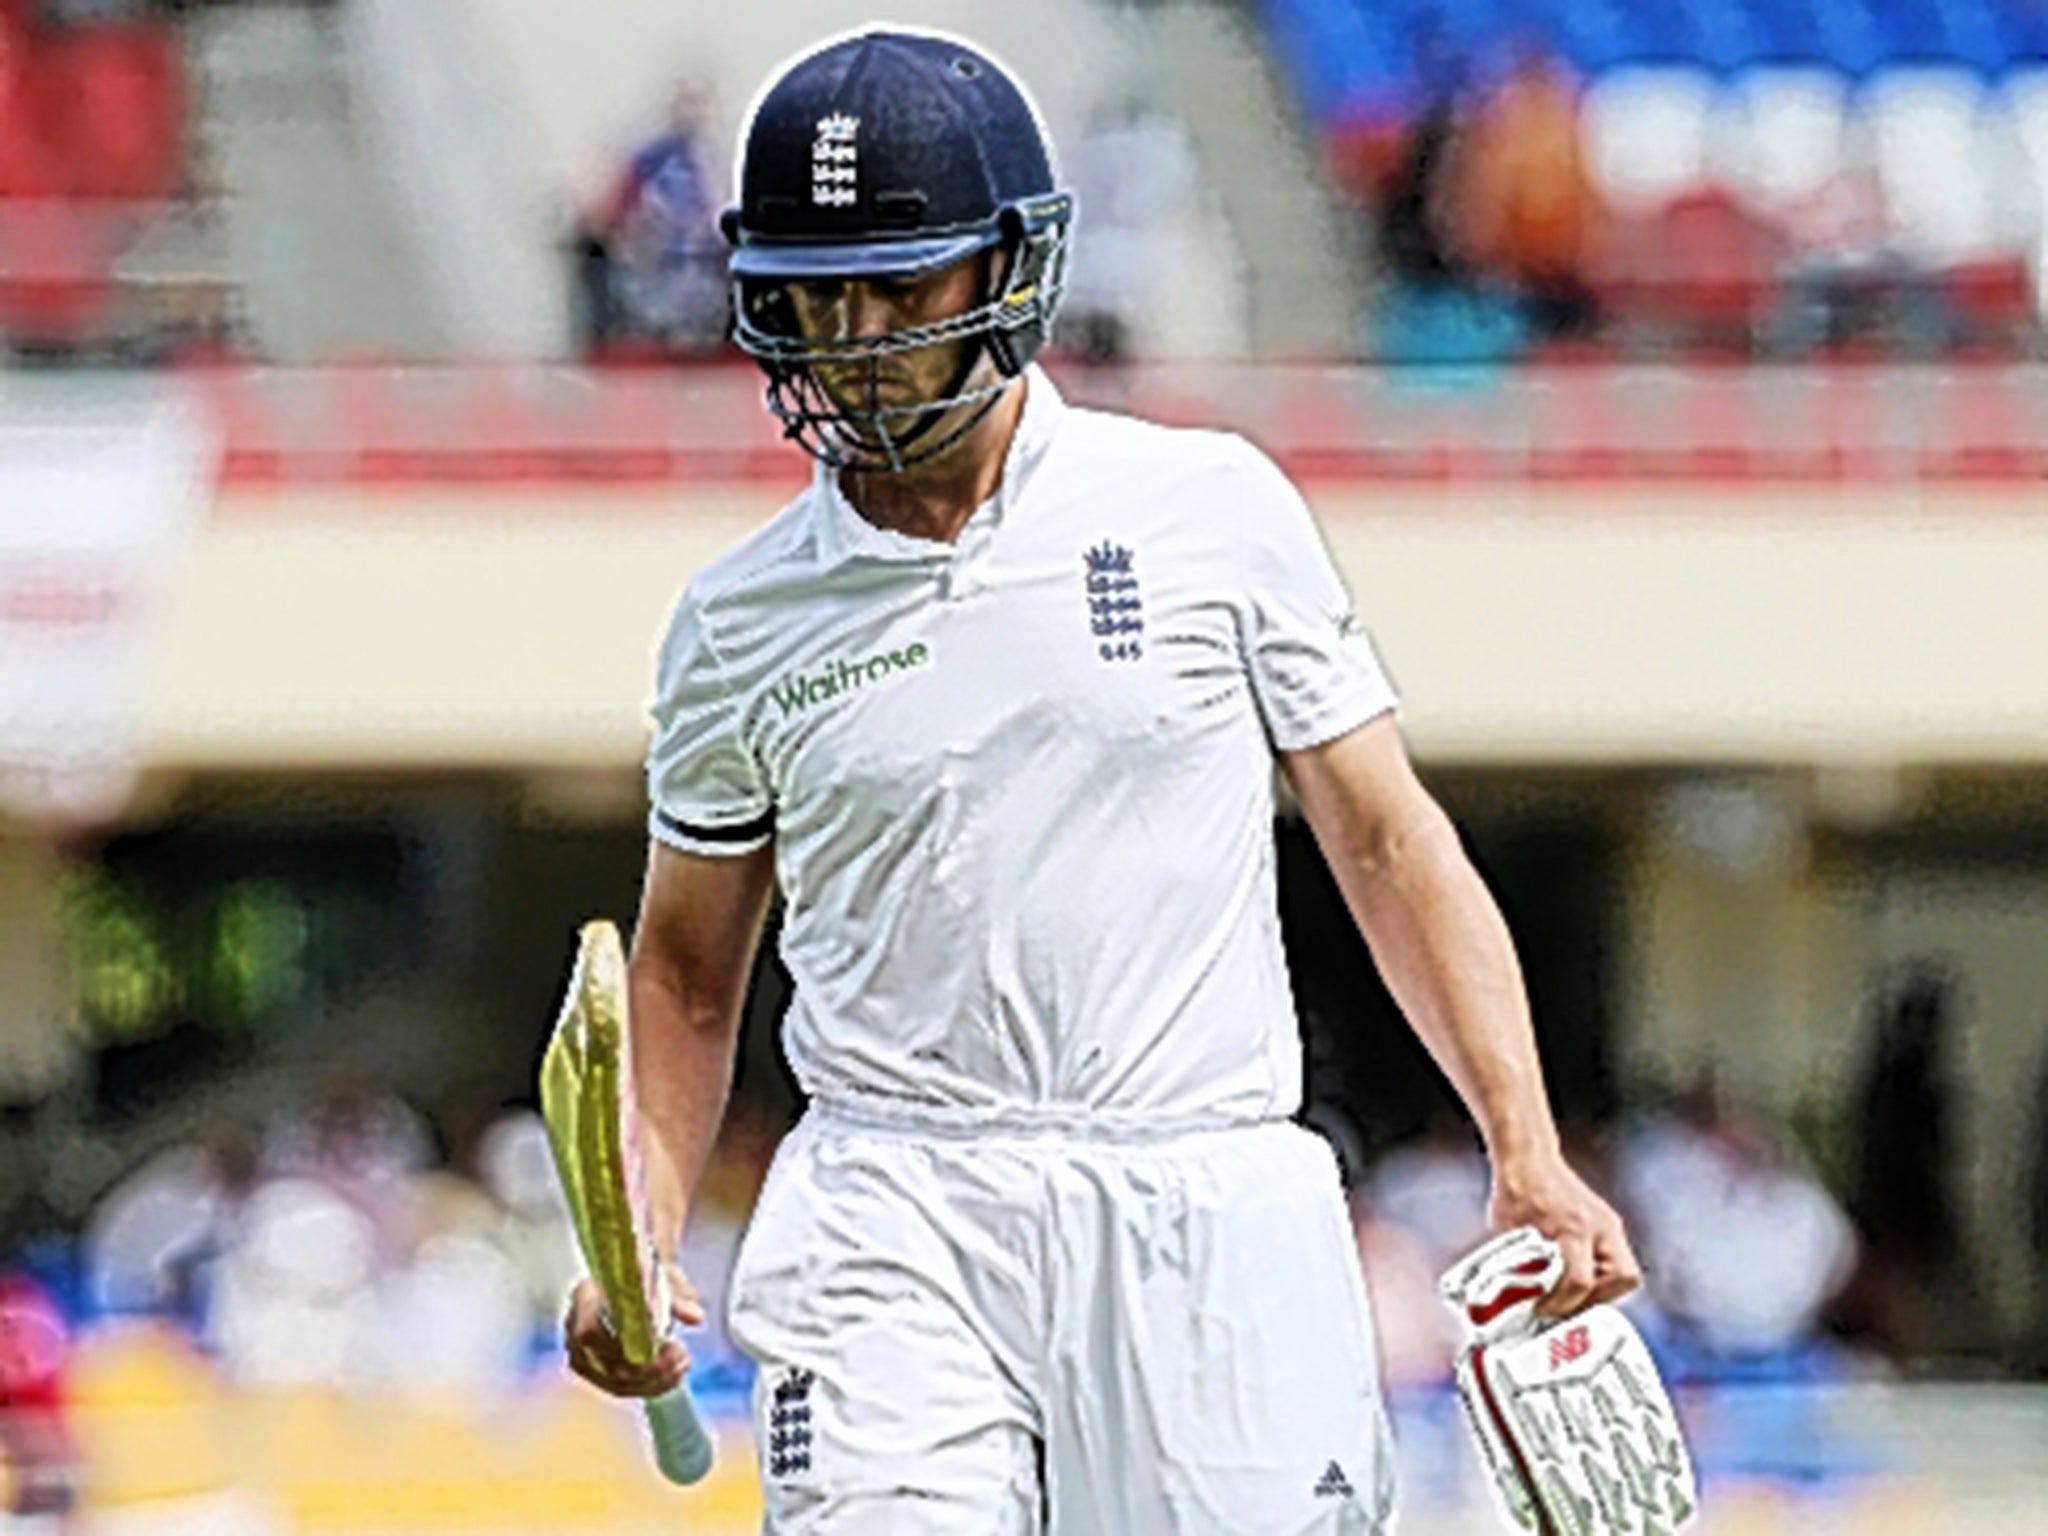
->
<box><xmin>646</xmin><ymin>1386</ymin><xmax>714</xmax><ymax>1484</ymax></box>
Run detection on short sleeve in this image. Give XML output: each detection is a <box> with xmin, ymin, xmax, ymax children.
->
<box><xmin>645</xmin><ymin>585</ymin><xmax>774</xmax><ymax>855</ymax></box>
<box><xmin>1232</xmin><ymin>442</ymin><xmax>1399</xmax><ymax>751</ymax></box>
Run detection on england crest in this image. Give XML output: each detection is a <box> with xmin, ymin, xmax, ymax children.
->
<box><xmin>766</xmin><ymin>1366</ymin><xmax>816</xmax><ymax>1479</ymax></box>
<box><xmin>1083</xmin><ymin>540</ymin><xmax>1144</xmax><ymax>663</ymax></box>
<box><xmin>812</xmin><ymin>113</ymin><xmax>859</xmax><ymax>208</ymax></box>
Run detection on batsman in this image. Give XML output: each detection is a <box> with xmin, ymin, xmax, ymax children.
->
<box><xmin>565</xmin><ymin>25</ymin><xmax>1653</xmax><ymax>1536</ymax></box>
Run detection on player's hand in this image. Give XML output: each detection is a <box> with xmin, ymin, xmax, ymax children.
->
<box><xmin>562</xmin><ymin>1260</ymin><xmax>704</xmax><ymax>1399</ymax></box>
<box><xmin>1488</xmin><ymin>1150</ymin><xmax>1641</xmax><ymax>1319</ymax></box>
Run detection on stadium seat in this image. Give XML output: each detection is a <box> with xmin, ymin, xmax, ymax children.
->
<box><xmin>1580</xmin><ymin>64</ymin><xmax>1721</xmax><ymax>211</ymax></box>
<box><xmin>1528</xmin><ymin>0</ymin><xmax>1637</xmax><ymax>76</ymax></box>
<box><xmin>0</xmin><ymin>14</ymin><xmax>187</xmax><ymax>345</ymax></box>
<box><xmin>1809</xmin><ymin>0</ymin><xmax>1889</xmax><ymax>77</ymax></box>
<box><xmin>1863</xmin><ymin>64</ymin><xmax>2035</xmax><ymax>270</ymax></box>
<box><xmin>1674</xmin><ymin>0</ymin><xmax>1772</xmax><ymax>75</ymax></box>
<box><xmin>0</xmin><ymin>215</ymin><xmax>119</xmax><ymax>342</ymax></box>
<box><xmin>0</xmin><ymin>7</ymin><xmax>47</xmax><ymax>198</ymax></box>
<box><xmin>36</xmin><ymin>21</ymin><xmax>186</xmax><ymax>202</ymax></box>
<box><xmin>1261</xmin><ymin>0</ymin><xmax>1422</xmax><ymax>196</ymax></box>
<box><xmin>1746</xmin><ymin>0</ymin><xmax>1834</xmax><ymax>69</ymax></box>
<box><xmin>0</xmin><ymin>15</ymin><xmax>106</xmax><ymax>340</ymax></box>
<box><xmin>2004</xmin><ymin>63</ymin><xmax>2048</xmax><ymax>167</ymax></box>
<box><xmin>2011</xmin><ymin>2</ymin><xmax>2048</xmax><ymax>68</ymax></box>
<box><xmin>1876</xmin><ymin>0</ymin><xmax>1956</xmax><ymax>69</ymax></box>
<box><xmin>1719</xmin><ymin>65</ymin><xmax>1854</xmax><ymax>213</ymax></box>
<box><xmin>1940</xmin><ymin>255</ymin><xmax>2035</xmax><ymax>345</ymax></box>
<box><xmin>1899</xmin><ymin>0</ymin><xmax>2011</xmax><ymax>76</ymax></box>
<box><xmin>1262</xmin><ymin>0</ymin><xmax>1411</xmax><ymax>127</ymax></box>
<box><xmin>1592</xmin><ymin>185</ymin><xmax>1789</xmax><ymax>343</ymax></box>
<box><xmin>1314</xmin><ymin>6</ymin><xmax>1430</xmax><ymax>199</ymax></box>
<box><xmin>1998</xmin><ymin>63</ymin><xmax>2048</xmax><ymax>313</ymax></box>
<box><xmin>1601</xmin><ymin>2</ymin><xmax>1701</xmax><ymax>71</ymax></box>
<box><xmin>1418</xmin><ymin>0</ymin><xmax>1521</xmax><ymax>88</ymax></box>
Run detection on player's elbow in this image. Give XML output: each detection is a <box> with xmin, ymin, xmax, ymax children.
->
<box><xmin>628</xmin><ymin>939</ymin><xmax>743</xmax><ymax>1042</ymax></box>
<box><xmin>1346</xmin><ymin>790</ymin><xmax>1459</xmax><ymax>889</ymax></box>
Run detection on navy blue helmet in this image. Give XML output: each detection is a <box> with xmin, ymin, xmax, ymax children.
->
<box><xmin>722</xmin><ymin>29</ymin><xmax>1073</xmax><ymax>470</ymax></box>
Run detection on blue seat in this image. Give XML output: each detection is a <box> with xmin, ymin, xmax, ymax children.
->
<box><xmin>1860</xmin><ymin>0</ymin><xmax>2005</xmax><ymax>74</ymax></box>
<box><xmin>1606</xmin><ymin>2</ymin><xmax>1702</xmax><ymax>69</ymax></box>
<box><xmin>2011</xmin><ymin>1</ymin><xmax>2048</xmax><ymax>67</ymax></box>
<box><xmin>1807</xmin><ymin>0</ymin><xmax>1889</xmax><ymax>76</ymax></box>
<box><xmin>1743</xmin><ymin>0</ymin><xmax>1836</xmax><ymax>69</ymax></box>
<box><xmin>1489</xmin><ymin>0</ymin><xmax>1628</xmax><ymax>76</ymax></box>
<box><xmin>1260</xmin><ymin>0</ymin><xmax>1401</xmax><ymax>123</ymax></box>
<box><xmin>1332</xmin><ymin>5</ymin><xmax>1424</xmax><ymax>121</ymax></box>
<box><xmin>1924</xmin><ymin>0</ymin><xmax>2017</xmax><ymax>74</ymax></box>
<box><xmin>1677</xmin><ymin>0</ymin><xmax>1776</xmax><ymax>73</ymax></box>
<box><xmin>1871</xmin><ymin>0</ymin><xmax>1944</xmax><ymax>61</ymax></box>
<box><xmin>1420</xmin><ymin>0</ymin><xmax>1525</xmax><ymax>85</ymax></box>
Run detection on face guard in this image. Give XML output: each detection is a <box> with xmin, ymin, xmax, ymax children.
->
<box><xmin>730</xmin><ymin>196</ymin><xmax>1071</xmax><ymax>472</ymax></box>
<box><xmin>723</xmin><ymin>30</ymin><xmax>1073</xmax><ymax>473</ymax></box>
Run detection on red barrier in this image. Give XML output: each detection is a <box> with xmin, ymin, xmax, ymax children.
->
<box><xmin>163</xmin><ymin>360</ymin><xmax>2048</xmax><ymax>491</ymax></box>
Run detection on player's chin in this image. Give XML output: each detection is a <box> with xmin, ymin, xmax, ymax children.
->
<box><xmin>831</xmin><ymin>400</ymin><xmax>935</xmax><ymax>448</ymax></box>
<box><xmin>814</xmin><ymin>369</ymin><xmax>917</xmax><ymax>411</ymax></box>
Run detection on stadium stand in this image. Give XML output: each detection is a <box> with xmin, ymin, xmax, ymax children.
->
<box><xmin>0</xmin><ymin>0</ymin><xmax>230</xmax><ymax>359</ymax></box>
<box><xmin>144</xmin><ymin>358</ymin><xmax>2048</xmax><ymax>486</ymax></box>
<box><xmin>1258</xmin><ymin>0</ymin><xmax>2048</xmax><ymax>358</ymax></box>
<box><xmin>330</xmin><ymin>0</ymin><xmax>1248</xmax><ymax>361</ymax></box>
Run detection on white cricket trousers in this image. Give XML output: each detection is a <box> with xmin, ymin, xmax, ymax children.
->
<box><xmin>727</xmin><ymin>1106</ymin><xmax>1397</xmax><ymax>1535</ymax></box>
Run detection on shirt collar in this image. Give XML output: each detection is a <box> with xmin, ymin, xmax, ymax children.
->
<box><xmin>811</xmin><ymin>365</ymin><xmax>1065</xmax><ymax>568</ymax></box>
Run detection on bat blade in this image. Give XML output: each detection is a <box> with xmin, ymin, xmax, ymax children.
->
<box><xmin>540</xmin><ymin>918</ymin><xmax>713</xmax><ymax>1485</ymax></box>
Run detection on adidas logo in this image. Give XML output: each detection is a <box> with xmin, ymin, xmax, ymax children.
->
<box><xmin>1313</xmin><ymin>1459</ymin><xmax>1354</xmax><ymax>1499</ymax></box>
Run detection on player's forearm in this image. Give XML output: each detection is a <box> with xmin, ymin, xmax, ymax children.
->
<box><xmin>627</xmin><ymin>954</ymin><xmax>746</xmax><ymax>1261</ymax></box>
<box><xmin>1334</xmin><ymin>801</ymin><xmax>1562</xmax><ymax>1171</ymax></box>
<box><xmin>624</xmin><ymin>842</ymin><xmax>775</xmax><ymax>1261</ymax></box>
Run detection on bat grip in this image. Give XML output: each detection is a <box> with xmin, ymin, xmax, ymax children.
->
<box><xmin>645</xmin><ymin>1385</ymin><xmax>714</xmax><ymax>1485</ymax></box>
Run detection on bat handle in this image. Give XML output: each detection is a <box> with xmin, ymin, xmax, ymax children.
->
<box><xmin>645</xmin><ymin>1385</ymin><xmax>714</xmax><ymax>1485</ymax></box>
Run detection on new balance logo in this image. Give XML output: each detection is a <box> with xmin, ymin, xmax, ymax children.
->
<box><xmin>1549</xmin><ymin>1324</ymin><xmax>1592</xmax><ymax>1371</ymax></box>
<box><xmin>1313</xmin><ymin>1460</ymin><xmax>1354</xmax><ymax>1499</ymax></box>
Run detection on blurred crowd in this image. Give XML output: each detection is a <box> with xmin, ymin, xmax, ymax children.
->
<box><xmin>1355</xmin><ymin>1084</ymin><xmax>1860</xmax><ymax>1392</ymax></box>
<box><xmin>1263</xmin><ymin>0</ymin><xmax>2048</xmax><ymax>362</ymax></box>
<box><xmin>569</xmin><ymin>78</ymin><xmax>1197</xmax><ymax>368</ymax></box>
<box><xmin>1364</xmin><ymin>960</ymin><xmax>2048</xmax><ymax>1493</ymax></box>
<box><xmin>1369</xmin><ymin>960</ymin><xmax>2048</xmax><ymax>1368</ymax></box>
<box><xmin>17</xmin><ymin>1</ymin><xmax>2048</xmax><ymax>371</ymax></box>
<box><xmin>571</xmin><ymin>82</ymin><xmax>729</xmax><ymax>360</ymax></box>
<box><xmin>0</xmin><ymin>1079</ymin><xmax>777</xmax><ymax>1518</ymax></box>
<box><xmin>6</xmin><ymin>957</ymin><xmax>2048</xmax><ymax>1517</ymax></box>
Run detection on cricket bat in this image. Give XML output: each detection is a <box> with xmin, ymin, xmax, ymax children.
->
<box><xmin>539</xmin><ymin>918</ymin><xmax>714</xmax><ymax>1485</ymax></box>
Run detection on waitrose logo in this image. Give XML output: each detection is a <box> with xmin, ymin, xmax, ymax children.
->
<box><xmin>770</xmin><ymin>642</ymin><xmax>931</xmax><ymax>716</ymax></box>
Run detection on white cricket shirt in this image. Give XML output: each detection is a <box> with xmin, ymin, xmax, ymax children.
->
<box><xmin>646</xmin><ymin>368</ymin><xmax>1398</xmax><ymax>1133</ymax></box>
